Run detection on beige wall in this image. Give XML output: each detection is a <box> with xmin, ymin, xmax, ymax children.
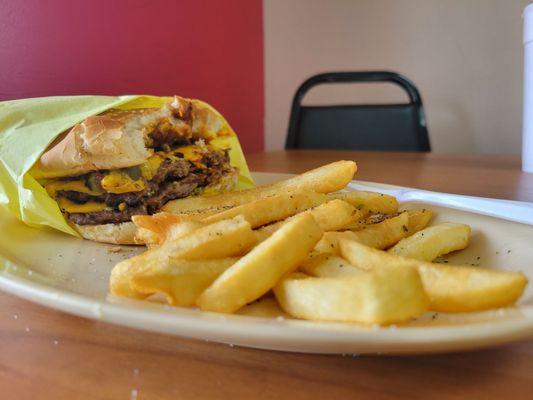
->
<box><xmin>264</xmin><ymin>0</ymin><xmax>529</xmax><ymax>153</ymax></box>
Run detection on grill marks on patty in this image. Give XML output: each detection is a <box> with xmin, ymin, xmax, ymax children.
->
<box><xmin>64</xmin><ymin>150</ymin><xmax>232</xmax><ymax>225</ymax></box>
<box><xmin>59</xmin><ymin>189</ymin><xmax>145</xmax><ymax>208</ymax></box>
<box><xmin>152</xmin><ymin>158</ymin><xmax>190</xmax><ymax>183</ymax></box>
<box><xmin>145</xmin><ymin>176</ymin><xmax>199</xmax><ymax>213</ymax></box>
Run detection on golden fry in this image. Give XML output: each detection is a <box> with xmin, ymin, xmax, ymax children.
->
<box><xmin>110</xmin><ymin>215</ymin><xmax>255</xmax><ymax>298</ymax></box>
<box><xmin>300</xmin><ymin>253</ymin><xmax>364</xmax><ymax>278</ymax></box>
<box><xmin>339</xmin><ymin>239</ymin><xmax>528</xmax><ymax>312</ymax></box>
<box><xmin>345</xmin><ymin>208</ymin><xmax>433</xmax><ymax>233</ymax></box>
<box><xmin>272</xmin><ymin>160</ymin><xmax>357</xmax><ymax>193</ymax></box>
<box><xmin>236</xmin><ymin>297</ymin><xmax>289</xmax><ymax>318</ymax></box>
<box><xmin>274</xmin><ymin>267</ymin><xmax>428</xmax><ymax>325</ymax></box>
<box><xmin>315</xmin><ymin>212</ymin><xmax>409</xmax><ymax>254</ymax></box>
<box><xmin>405</xmin><ymin>209</ymin><xmax>434</xmax><ymax>235</ymax></box>
<box><xmin>345</xmin><ymin>213</ymin><xmax>395</xmax><ymax>231</ymax></box>
<box><xmin>132</xmin><ymin>212</ymin><xmax>205</xmax><ymax>245</ymax></box>
<box><xmin>134</xmin><ymin>227</ymin><xmax>160</xmax><ymax>247</ymax></box>
<box><xmin>254</xmin><ymin>199</ymin><xmax>361</xmax><ymax>243</ymax></box>
<box><xmin>196</xmin><ymin>213</ymin><xmax>323</xmax><ymax>313</ymax></box>
<box><xmin>389</xmin><ymin>222</ymin><xmax>471</xmax><ymax>261</ymax></box>
<box><xmin>202</xmin><ymin>190</ymin><xmax>328</xmax><ymax>228</ymax></box>
<box><xmin>329</xmin><ymin>191</ymin><xmax>398</xmax><ymax>215</ymax></box>
<box><xmin>131</xmin><ymin>258</ymin><xmax>238</xmax><ymax>306</ymax></box>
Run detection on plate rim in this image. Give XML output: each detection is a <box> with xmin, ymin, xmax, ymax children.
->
<box><xmin>1</xmin><ymin>268</ymin><xmax>533</xmax><ymax>354</ymax></box>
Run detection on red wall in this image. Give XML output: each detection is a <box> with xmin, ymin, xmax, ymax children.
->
<box><xmin>0</xmin><ymin>0</ymin><xmax>264</xmax><ymax>153</ymax></box>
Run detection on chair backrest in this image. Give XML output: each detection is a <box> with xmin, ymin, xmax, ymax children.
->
<box><xmin>285</xmin><ymin>71</ymin><xmax>430</xmax><ymax>152</ymax></box>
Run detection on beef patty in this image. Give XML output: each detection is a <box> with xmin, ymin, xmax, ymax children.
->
<box><xmin>64</xmin><ymin>149</ymin><xmax>232</xmax><ymax>225</ymax></box>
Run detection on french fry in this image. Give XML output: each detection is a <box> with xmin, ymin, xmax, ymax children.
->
<box><xmin>350</xmin><ymin>211</ymin><xmax>410</xmax><ymax>248</ymax></box>
<box><xmin>300</xmin><ymin>199</ymin><xmax>361</xmax><ymax>230</ymax></box>
<box><xmin>110</xmin><ymin>215</ymin><xmax>256</xmax><ymax>298</ymax></box>
<box><xmin>237</xmin><ymin>297</ymin><xmax>290</xmax><ymax>318</ymax></box>
<box><xmin>339</xmin><ymin>239</ymin><xmax>528</xmax><ymax>312</ymax></box>
<box><xmin>134</xmin><ymin>227</ymin><xmax>160</xmax><ymax>247</ymax></box>
<box><xmin>274</xmin><ymin>268</ymin><xmax>428</xmax><ymax>325</ymax></box>
<box><xmin>164</xmin><ymin>219</ymin><xmax>255</xmax><ymax>260</ymax></box>
<box><xmin>315</xmin><ymin>212</ymin><xmax>410</xmax><ymax>254</ymax></box>
<box><xmin>131</xmin><ymin>212</ymin><xmax>205</xmax><ymax>245</ymax></box>
<box><xmin>196</xmin><ymin>213</ymin><xmax>323</xmax><ymax>313</ymax></box>
<box><xmin>405</xmin><ymin>209</ymin><xmax>434</xmax><ymax>235</ymax></box>
<box><xmin>131</xmin><ymin>258</ymin><xmax>238</xmax><ymax>306</ymax></box>
<box><xmin>133</xmin><ymin>213</ymin><xmax>204</xmax><ymax>246</ymax></box>
<box><xmin>345</xmin><ymin>208</ymin><xmax>433</xmax><ymax>233</ymax></box>
<box><xmin>136</xmin><ymin>192</ymin><xmax>340</xmax><ymax>246</ymax></box>
<box><xmin>202</xmin><ymin>189</ymin><xmax>329</xmax><ymax>228</ymax></box>
<box><xmin>345</xmin><ymin>213</ymin><xmax>396</xmax><ymax>231</ymax></box>
<box><xmin>254</xmin><ymin>199</ymin><xmax>361</xmax><ymax>243</ymax></box>
<box><xmin>132</xmin><ymin>212</ymin><xmax>195</xmax><ymax>232</ymax></box>
<box><xmin>272</xmin><ymin>160</ymin><xmax>357</xmax><ymax>192</ymax></box>
<box><xmin>389</xmin><ymin>222</ymin><xmax>471</xmax><ymax>261</ymax></box>
<box><xmin>314</xmin><ymin>231</ymin><xmax>357</xmax><ymax>255</ymax></box>
<box><xmin>329</xmin><ymin>191</ymin><xmax>398</xmax><ymax>215</ymax></box>
<box><xmin>300</xmin><ymin>253</ymin><xmax>363</xmax><ymax>278</ymax></box>
<box><xmin>162</xmin><ymin>160</ymin><xmax>357</xmax><ymax>214</ymax></box>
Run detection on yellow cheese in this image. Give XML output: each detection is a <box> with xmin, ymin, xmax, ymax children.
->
<box><xmin>173</xmin><ymin>145</ymin><xmax>205</xmax><ymax>166</ymax></box>
<box><xmin>58</xmin><ymin>198</ymin><xmax>108</xmax><ymax>213</ymax></box>
<box><xmin>139</xmin><ymin>145</ymin><xmax>207</xmax><ymax>180</ymax></box>
<box><xmin>44</xmin><ymin>180</ymin><xmax>101</xmax><ymax>198</ymax></box>
<box><xmin>101</xmin><ymin>172</ymin><xmax>146</xmax><ymax>194</ymax></box>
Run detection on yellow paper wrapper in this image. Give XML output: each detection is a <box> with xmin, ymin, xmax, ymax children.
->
<box><xmin>0</xmin><ymin>95</ymin><xmax>254</xmax><ymax>236</ymax></box>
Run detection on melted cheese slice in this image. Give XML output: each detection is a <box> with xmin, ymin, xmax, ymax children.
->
<box><xmin>172</xmin><ymin>144</ymin><xmax>207</xmax><ymax>168</ymax></box>
<box><xmin>101</xmin><ymin>172</ymin><xmax>146</xmax><ymax>194</ymax></box>
<box><xmin>58</xmin><ymin>198</ymin><xmax>108</xmax><ymax>213</ymax></box>
<box><xmin>175</xmin><ymin>145</ymin><xmax>203</xmax><ymax>162</ymax></box>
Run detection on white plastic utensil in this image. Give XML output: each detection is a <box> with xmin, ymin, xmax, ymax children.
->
<box><xmin>350</xmin><ymin>180</ymin><xmax>533</xmax><ymax>226</ymax></box>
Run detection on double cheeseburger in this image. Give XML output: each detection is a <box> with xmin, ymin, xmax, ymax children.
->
<box><xmin>34</xmin><ymin>96</ymin><xmax>238</xmax><ymax>244</ymax></box>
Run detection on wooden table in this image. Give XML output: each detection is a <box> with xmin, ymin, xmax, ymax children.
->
<box><xmin>1</xmin><ymin>150</ymin><xmax>532</xmax><ymax>399</ymax></box>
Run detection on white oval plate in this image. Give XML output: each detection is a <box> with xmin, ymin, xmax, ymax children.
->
<box><xmin>0</xmin><ymin>173</ymin><xmax>532</xmax><ymax>354</ymax></box>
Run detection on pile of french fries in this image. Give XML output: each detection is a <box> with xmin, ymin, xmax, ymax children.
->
<box><xmin>110</xmin><ymin>161</ymin><xmax>528</xmax><ymax>325</ymax></box>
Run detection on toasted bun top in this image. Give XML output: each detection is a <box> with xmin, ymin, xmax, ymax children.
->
<box><xmin>35</xmin><ymin>96</ymin><xmax>225</xmax><ymax>179</ymax></box>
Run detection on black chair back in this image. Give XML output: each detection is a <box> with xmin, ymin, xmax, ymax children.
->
<box><xmin>285</xmin><ymin>71</ymin><xmax>430</xmax><ymax>151</ymax></box>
